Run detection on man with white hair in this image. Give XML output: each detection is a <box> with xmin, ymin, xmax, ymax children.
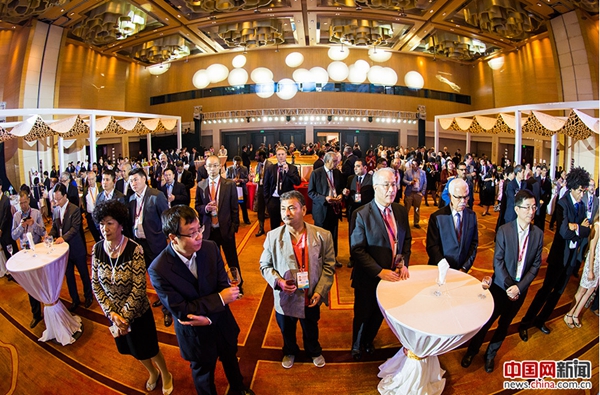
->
<box><xmin>426</xmin><ymin>178</ymin><xmax>478</xmax><ymax>272</ymax></box>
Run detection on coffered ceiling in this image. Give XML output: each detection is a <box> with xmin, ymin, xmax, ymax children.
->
<box><xmin>0</xmin><ymin>0</ymin><xmax>597</xmax><ymax>65</ymax></box>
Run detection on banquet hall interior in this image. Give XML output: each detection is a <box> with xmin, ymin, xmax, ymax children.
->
<box><xmin>0</xmin><ymin>0</ymin><xmax>599</xmax><ymax>394</ymax></box>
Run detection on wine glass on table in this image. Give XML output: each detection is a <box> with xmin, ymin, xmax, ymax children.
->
<box><xmin>228</xmin><ymin>267</ymin><xmax>242</xmax><ymax>299</ymax></box>
<box><xmin>6</xmin><ymin>244</ymin><xmax>12</xmax><ymax>258</ymax></box>
<box><xmin>479</xmin><ymin>276</ymin><xmax>492</xmax><ymax>299</ymax></box>
<box><xmin>45</xmin><ymin>235</ymin><xmax>54</xmax><ymax>254</ymax></box>
<box><xmin>434</xmin><ymin>277</ymin><xmax>445</xmax><ymax>297</ymax></box>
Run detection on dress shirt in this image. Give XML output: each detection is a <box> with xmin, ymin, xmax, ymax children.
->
<box><xmin>173</xmin><ymin>248</ymin><xmax>197</xmax><ymax>279</ymax></box>
<box><xmin>515</xmin><ymin>223</ymin><xmax>530</xmax><ymax>281</ymax></box>
<box><xmin>86</xmin><ymin>185</ymin><xmax>98</xmax><ymax>214</ymax></box>
<box><xmin>103</xmin><ymin>189</ymin><xmax>114</xmax><ymax>200</ymax></box>
<box><xmin>326</xmin><ymin>169</ymin><xmax>335</xmax><ymax>196</ymax></box>
<box><xmin>134</xmin><ymin>186</ymin><xmax>147</xmax><ymax>239</ymax></box>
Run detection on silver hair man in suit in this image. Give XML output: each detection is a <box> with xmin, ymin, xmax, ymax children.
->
<box><xmin>260</xmin><ymin>190</ymin><xmax>335</xmax><ymax>369</ymax></box>
<box><xmin>461</xmin><ymin>189</ymin><xmax>544</xmax><ymax>373</ymax></box>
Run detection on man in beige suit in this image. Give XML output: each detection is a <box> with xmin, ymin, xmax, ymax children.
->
<box><xmin>259</xmin><ymin>190</ymin><xmax>335</xmax><ymax>370</ymax></box>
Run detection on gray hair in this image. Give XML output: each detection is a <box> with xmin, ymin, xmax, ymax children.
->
<box><xmin>449</xmin><ymin>177</ymin><xmax>468</xmax><ymax>195</ymax></box>
<box><xmin>373</xmin><ymin>167</ymin><xmax>395</xmax><ymax>185</ymax></box>
<box><xmin>324</xmin><ymin>151</ymin><xmax>337</xmax><ymax>163</ymax></box>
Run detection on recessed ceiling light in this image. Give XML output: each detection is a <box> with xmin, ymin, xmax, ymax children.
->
<box><xmin>177</xmin><ymin>14</ymin><xmax>181</xmax><ymax>18</ymax></box>
<box><xmin>442</xmin><ymin>12</ymin><xmax>446</xmax><ymax>15</ymax></box>
<box><xmin>455</xmin><ymin>24</ymin><xmax>459</xmax><ymax>27</ymax></box>
<box><xmin>69</xmin><ymin>12</ymin><xmax>74</xmax><ymax>15</ymax></box>
<box><xmin>429</xmin><ymin>10</ymin><xmax>433</xmax><ymax>13</ymax></box>
<box><xmin>165</xmin><ymin>18</ymin><xmax>169</xmax><ymax>21</ymax></box>
<box><xmin>60</xmin><ymin>8</ymin><xmax>64</xmax><ymax>12</ymax></box>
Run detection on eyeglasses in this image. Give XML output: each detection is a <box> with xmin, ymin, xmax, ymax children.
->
<box><xmin>376</xmin><ymin>183</ymin><xmax>397</xmax><ymax>190</ymax></box>
<box><xmin>517</xmin><ymin>205</ymin><xmax>537</xmax><ymax>211</ymax></box>
<box><xmin>178</xmin><ymin>225</ymin><xmax>205</xmax><ymax>239</ymax></box>
<box><xmin>452</xmin><ymin>194</ymin><xmax>469</xmax><ymax>201</ymax></box>
<box><xmin>206</xmin><ymin>164</ymin><xmax>220</xmax><ymax>168</ymax></box>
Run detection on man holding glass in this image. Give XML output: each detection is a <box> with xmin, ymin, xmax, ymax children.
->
<box><xmin>259</xmin><ymin>190</ymin><xmax>335</xmax><ymax>369</ymax></box>
<box><xmin>149</xmin><ymin>205</ymin><xmax>254</xmax><ymax>395</ymax></box>
<box><xmin>461</xmin><ymin>189</ymin><xmax>543</xmax><ymax>373</ymax></box>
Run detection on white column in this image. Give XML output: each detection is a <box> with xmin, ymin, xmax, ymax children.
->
<box><xmin>58</xmin><ymin>136</ymin><xmax>65</xmax><ymax>173</ymax></box>
<box><xmin>147</xmin><ymin>133</ymin><xmax>152</xmax><ymax>160</ymax></box>
<box><xmin>305</xmin><ymin>125</ymin><xmax>314</xmax><ymax>144</ymax></box>
<box><xmin>176</xmin><ymin>120</ymin><xmax>182</xmax><ymax>150</ymax></box>
<box><xmin>434</xmin><ymin>119</ymin><xmax>440</xmax><ymax>152</ymax></box>
<box><xmin>465</xmin><ymin>132</ymin><xmax>471</xmax><ymax>154</ymax></box>
<box><xmin>550</xmin><ymin>133</ymin><xmax>558</xmax><ymax>180</ymax></box>
<box><xmin>514</xmin><ymin>110</ymin><xmax>522</xmax><ymax>165</ymax></box>
<box><xmin>89</xmin><ymin>115</ymin><xmax>97</xmax><ymax>165</ymax></box>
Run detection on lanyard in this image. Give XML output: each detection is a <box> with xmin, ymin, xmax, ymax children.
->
<box><xmin>326</xmin><ymin>170</ymin><xmax>336</xmax><ymax>195</ymax></box>
<box><xmin>135</xmin><ymin>195</ymin><xmax>145</xmax><ymax>219</ymax></box>
<box><xmin>293</xmin><ymin>232</ymin><xmax>307</xmax><ymax>272</ymax></box>
<box><xmin>518</xmin><ymin>232</ymin><xmax>529</xmax><ymax>263</ymax></box>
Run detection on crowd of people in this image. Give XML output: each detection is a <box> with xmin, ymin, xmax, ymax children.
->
<box><xmin>2</xmin><ymin>140</ymin><xmax>598</xmax><ymax>394</ymax></box>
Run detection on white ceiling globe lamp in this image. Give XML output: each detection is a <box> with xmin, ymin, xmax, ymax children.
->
<box><xmin>228</xmin><ymin>68</ymin><xmax>249</xmax><ymax>86</ymax></box>
<box><xmin>354</xmin><ymin>59</ymin><xmax>370</xmax><ymax>74</ymax></box>
<box><xmin>292</xmin><ymin>68</ymin><xmax>312</xmax><ymax>83</ymax></box>
<box><xmin>488</xmin><ymin>56</ymin><xmax>505</xmax><ymax>70</ymax></box>
<box><xmin>276</xmin><ymin>78</ymin><xmax>298</xmax><ymax>100</ymax></box>
<box><xmin>382</xmin><ymin>67</ymin><xmax>398</xmax><ymax>86</ymax></box>
<box><xmin>206</xmin><ymin>63</ymin><xmax>229</xmax><ymax>83</ymax></box>
<box><xmin>285</xmin><ymin>52</ymin><xmax>304</xmax><ymax>68</ymax></box>
<box><xmin>310</xmin><ymin>66</ymin><xmax>329</xmax><ymax>85</ymax></box>
<box><xmin>327</xmin><ymin>61</ymin><xmax>349</xmax><ymax>82</ymax></box>
<box><xmin>256</xmin><ymin>81</ymin><xmax>275</xmax><ymax>98</ymax></box>
<box><xmin>251</xmin><ymin>67</ymin><xmax>274</xmax><ymax>84</ymax></box>
<box><xmin>368</xmin><ymin>47</ymin><xmax>392</xmax><ymax>62</ymax></box>
<box><xmin>347</xmin><ymin>64</ymin><xmax>367</xmax><ymax>84</ymax></box>
<box><xmin>232</xmin><ymin>54</ymin><xmax>247</xmax><ymax>68</ymax></box>
<box><xmin>192</xmin><ymin>69</ymin><xmax>210</xmax><ymax>89</ymax></box>
<box><xmin>404</xmin><ymin>71</ymin><xmax>424</xmax><ymax>89</ymax></box>
<box><xmin>367</xmin><ymin>65</ymin><xmax>384</xmax><ymax>85</ymax></box>
<box><xmin>328</xmin><ymin>45</ymin><xmax>350</xmax><ymax>61</ymax></box>
<box><xmin>147</xmin><ymin>63</ymin><xmax>170</xmax><ymax>75</ymax></box>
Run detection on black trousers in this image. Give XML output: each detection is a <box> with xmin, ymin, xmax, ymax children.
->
<box><xmin>520</xmin><ymin>250</ymin><xmax>578</xmax><ymax>329</ymax></box>
<box><xmin>314</xmin><ymin>206</ymin><xmax>340</xmax><ymax>256</ymax></box>
<box><xmin>275</xmin><ymin>306</ymin><xmax>322</xmax><ymax>357</ymax></box>
<box><xmin>267</xmin><ymin>197</ymin><xmax>281</xmax><ymax>231</ymax></box>
<box><xmin>209</xmin><ymin>227</ymin><xmax>242</xmax><ymax>285</ymax></box>
<box><xmin>352</xmin><ymin>285</ymin><xmax>384</xmax><ymax>350</ymax></box>
<box><xmin>136</xmin><ymin>237</ymin><xmax>170</xmax><ymax>316</ymax></box>
<box><xmin>466</xmin><ymin>283</ymin><xmax>527</xmax><ymax>359</ymax></box>
<box><xmin>65</xmin><ymin>253</ymin><xmax>92</xmax><ymax>304</ymax></box>
<box><xmin>189</xmin><ymin>331</ymin><xmax>245</xmax><ymax>395</ymax></box>
<box><xmin>29</xmin><ymin>294</ymin><xmax>42</xmax><ymax>320</ymax></box>
<box><xmin>534</xmin><ymin>204</ymin><xmax>547</xmax><ymax>231</ymax></box>
<box><xmin>238</xmin><ymin>194</ymin><xmax>250</xmax><ymax>223</ymax></box>
<box><xmin>255</xmin><ymin>185</ymin><xmax>265</xmax><ymax>231</ymax></box>
<box><xmin>85</xmin><ymin>212</ymin><xmax>102</xmax><ymax>242</ymax></box>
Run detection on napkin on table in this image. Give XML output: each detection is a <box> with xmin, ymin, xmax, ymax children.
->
<box><xmin>26</xmin><ymin>232</ymin><xmax>35</xmax><ymax>251</ymax></box>
<box><xmin>437</xmin><ymin>259</ymin><xmax>450</xmax><ymax>285</ymax></box>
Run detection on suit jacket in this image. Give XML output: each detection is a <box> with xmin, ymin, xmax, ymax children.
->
<box><xmin>350</xmin><ymin>200</ymin><xmax>412</xmax><ymax>291</ymax></box>
<box><xmin>0</xmin><ymin>194</ymin><xmax>14</xmax><ymax>244</ymax></box>
<box><xmin>128</xmin><ymin>187</ymin><xmax>169</xmax><ymax>257</ymax></box>
<box><xmin>538</xmin><ymin>176</ymin><xmax>552</xmax><ymax>206</ymax></box>
<box><xmin>82</xmin><ymin>182</ymin><xmax>102</xmax><ymax>214</ymax></box>
<box><xmin>341</xmin><ymin>154</ymin><xmax>357</xmax><ymax>179</ymax></box>
<box><xmin>263</xmin><ymin>162</ymin><xmax>301</xmax><ymax>202</ymax></box>
<box><xmin>313</xmin><ymin>158</ymin><xmax>324</xmax><ymax>170</ymax></box>
<box><xmin>525</xmin><ymin>178</ymin><xmax>541</xmax><ymax>205</ymax></box>
<box><xmin>583</xmin><ymin>191</ymin><xmax>599</xmax><ymax>221</ymax></box>
<box><xmin>346</xmin><ymin>173</ymin><xmax>374</xmax><ymax>220</ymax></box>
<box><xmin>96</xmin><ymin>189</ymin><xmax>126</xmax><ymax>206</ymax></box>
<box><xmin>308</xmin><ymin>166</ymin><xmax>345</xmax><ymax>224</ymax></box>
<box><xmin>426</xmin><ymin>205</ymin><xmax>479</xmax><ymax>271</ymax></box>
<box><xmin>225</xmin><ymin>165</ymin><xmax>249</xmax><ymax>195</ymax></box>
<box><xmin>195</xmin><ymin>177</ymin><xmax>239</xmax><ymax>240</ymax></box>
<box><xmin>148</xmin><ymin>242</ymin><xmax>240</xmax><ymax>362</ymax></box>
<box><xmin>259</xmin><ymin>223</ymin><xmax>335</xmax><ymax>318</ymax></box>
<box><xmin>504</xmin><ymin>178</ymin><xmax>523</xmax><ymax>223</ymax></box>
<box><xmin>115</xmin><ymin>179</ymin><xmax>134</xmax><ymax>199</ymax></box>
<box><xmin>177</xmin><ymin>170</ymin><xmax>195</xmax><ymax>191</ymax></box>
<box><xmin>160</xmin><ymin>181</ymin><xmax>190</xmax><ymax>206</ymax></box>
<box><xmin>547</xmin><ymin>192</ymin><xmax>591</xmax><ymax>267</ymax></box>
<box><xmin>49</xmin><ymin>202</ymin><xmax>86</xmax><ymax>257</ymax></box>
<box><xmin>66</xmin><ymin>183</ymin><xmax>80</xmax><ymax>207</ymax></box>
<box><xmin>493</xmin><ymin>221</ymin><xmax>544</xmax><ymax>293</ymax></box>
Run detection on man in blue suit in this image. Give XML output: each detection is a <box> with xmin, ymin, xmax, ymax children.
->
<box><xmin>461</xmin><ymin>190</ymin><xmax>544</xmax><ymax>373</ymax></box>
<box><xmin>149</xmin><ymin>205</ymin><xmax>254</xmax><ymax>395</ymax></box>
<box><xmin>519</xmin><ymin>167</ymin><xmax>591</xmax><ymax>340</ymax></box>
<box><xmin>426</xmin><ymin>178</ymin><xmax>478</xmax><ymax>272</ymax></box>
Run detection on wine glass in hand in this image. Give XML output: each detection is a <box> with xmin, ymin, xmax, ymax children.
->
<box><xmin>6</xmin><ymin>244</ymin><xmax>12</xmax><ymax>257</ymax></box>
<box><xmin>228</xmin><ymin>267</ymin><xmax>241</xmax><ymax>287</ymax></box>
<box><xmin>479</xmin><ymin>276</ymin><xmax>492</xmax><ymax>299</ymax></box>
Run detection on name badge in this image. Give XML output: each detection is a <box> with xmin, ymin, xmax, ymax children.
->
<box><xmin>296</xmin><ymin>271</ymin><xmax>309</xmax><ymax>289</ymax></box>
<box><xmin>354</xmin><ymin>193</ymin><xmax>361</xmax><ymax>203</ymax></box>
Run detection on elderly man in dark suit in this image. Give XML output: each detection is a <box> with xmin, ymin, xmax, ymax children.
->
<box><xmin>226</xmin><ymin>156</ymin><xmax>251</xmax><ymax>225</ymax></box>
<box><xmin>50</xmin><ymin>183</ymin><xmax>93</xmax><ymax>312</ymax></box>
<box><xmin>309</xmin><ymin>151</ymin><xmax>344</xmax><ymax>267</ymax></box>
<box><xmin>148</xmin><ymin>205</ymin><xmax>254</xmax><ymax>395</ymax></box>
<box><xmin>161</xmin><ymin>166</ymin><xmax>190</xmax><ymax>207</ymax></box>
<box><xmin>341</xmin><ymin>145</ymin><xmax>357</xmax><ymax>180</ymax></box>
<box><xmin>519</xmin><ymin>167</ymin><xmax>591</xmax><ymax>340</ymax></box>
<box><xmin>504</xmin><ymin>165</ymin><xmax>525</xmax><ymax>224</ymax></box>
<box><xmin>462</xmin><ymin>190</ymin><xmax>543</xmax><ymax>373</ymax></box>
<box><xmin>427</xmin><ymin>178</ymin><xmax>478</xmax><ymax>272</ymax></box>
<box><xmin>263</xmin><ymin>147</ymin><xmax>301</xmax><ymax>231</ymax></box>
<box><xmin>59</xmin><ymin>172</ymin><xmax>80</xmax><ymax>207</ymax></box>
<box><xmin>196</xmin><ymin>155</ymin><xmax>245</xmax><ymax>293</ymax></box>
<box><xmin>350</xmin><ymin>167</ymin><xmax>412</xmax><ymax>360</ymax></box>
<box><xmin>115</xmin><ymin>163</ymin><xmax>134</xmax><ymax>199</ymax></box>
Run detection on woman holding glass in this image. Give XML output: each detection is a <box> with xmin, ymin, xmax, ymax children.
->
<box><xmin>91</xmin><ymin>200</ymin><xmax>173</xmax><ymax>394</ymax></box>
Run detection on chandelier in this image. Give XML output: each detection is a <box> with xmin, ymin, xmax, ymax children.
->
<box><xmin>218</xmin><ymin>20</ymin><xmax>284</xmax><ymax>49</ymax></box>
<box><xmin>463</xmin><ymin>0</ymin><xmax>540</xmax><ymax>40</ymax></box>
<box><xmin>71</xmin><ymin>1</ymin><xmax>147</xmax><ymax>46</ymax></box>
<box><xmin>0</xmin><ymin>0</ymin><xmax>67</xmax><ymax>24</ymax></box>
<box><xmin>570</xmin><ymin>0</ymin><xmax>599</xmax><ymax>13</ymax></box>
<box><xmin>354</xmin><ymin>0</ymin><xmax>417</xmax><ymax>10</ymax></box>
<box><xmin>132</xmin><ymin>35</ymin><xmax>190</xmax><ymax>64</ymax></box>
<box><xmin>329</xmin><ymin>19</ymin><xmax>392</xmax><ymax>47</ymax></box>
<box><xmin>426</xmin><ymin>33</ymin><xmax>486</xmax><ymax>60</ymax></box>
<box><xmin>183</xmin><ymin>0</ymin><xmax>272</xmax><ymax>13</ymax></box>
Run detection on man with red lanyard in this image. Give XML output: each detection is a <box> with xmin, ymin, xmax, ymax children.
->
<box><xmin>259</xmin><ymin>190</ymin><xmax>335</xmax><ymax>369</ymax></box>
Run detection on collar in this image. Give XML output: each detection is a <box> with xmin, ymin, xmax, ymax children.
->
<box><xmin>375</xmin><ymin>200</ymin><xmax>391</xmax><ymax>213</ymax></box>
<box><xmin>136</xmin><ymin>185</ymin><xmax>148</xmax><ymax>200</ymax></box>
<box><xmin>173</xmin><ymin>245</ymin><xmax>196</xmax><ymax>266</ymax></box>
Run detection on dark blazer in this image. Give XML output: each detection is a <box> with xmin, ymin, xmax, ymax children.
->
<box><xmin>504</xmin><ymin>178</ymin><xmax>523</xmax><ymax>223</ymax></box>
<box><xmin>128</xmin><ymin>187</ymin><xmax>169</xmax><ymax>258</ymax></box>
<box><xmin>346</xmin><ymin>173</ymin><xmax>374</xmax><ymax>220</ymax></box>
<box><xmin>148</xmin><ymin>242</ymin><xmax>240</xmax><ymax>362</ymax></box>
<box><xmin>547</xmin><ymin>192</ymin><xmax>591</xmax><ymax>268</ymax></box>
<box><xmin>66</xmin><ymin>183</ymin><xmax>80</xmax><ymax>207</ymax></box>
<box><xmin>0</xmin><ymin>194</ymin><xmax>14</xmax><ymax>245</ymax></box>
<box><xmin>160</xmin><ymin>181</ymin><xmax>190</xmax><ymax>206</ymax></box>
<box><xmin>313</xmin><ymin>158</ymin><xmax>324</xmax><ymax>170</ymax></box>
<box><xmin>525</xmin><ymin>177</ymin><xmax>541</xmax><ymax>205</ymax></box>
<box><xmin>177</xmin><ymin>169</ymin><xmax>195</xmax><ymax>191</ymax></box>
<box><xmin>263</xmin><ymin>162</ymin><xmax>301</xmax><ymax>202</ymax></box>
<box><xmin>96</xmin><ymin>189</ymin><xmax>126</xmax><ymax>206</ymax></box>
<box><xmin>426</xmin><ymin>205</ymin><xmax>478</xmax><ymax>271</ymax></box>
<box><xmin>49</xmin><ymin>203</ymin><xmax>86</xmax><ymax>257</ymax></box>
<box><xmin>538</xmin><ymin>176</ymin><xmax>552</xmax><ymax>206</ymax></box>
<box><xmin>341</xmin><ymin>154</ymin><xmax>357</xmax><ymax>179</ymax></box>
<box><xmin>195</xmin><ymin>177</ymin><xmax>239</xmax><ymax>240</ymax></box>
<box><xmin>225</xmin><ymin>165</ymin><xmax>249</xmax><ymax>195</ymax></box>
<box><xmin>308</xmin><ymin>166</ymin><xmax>345</xmax><ymax>225</ymax></box>
<box><xmin>115</xmin><ymin>179</ymin><xmax>135</xmax><ymax>199</ymax></box>
<box><xmin>350</xmin><ymin>200</ymin><xmax>412</xmax><ymax>291</ymax></box>
<box><xmin>493</xmin><ymin>221</ymin><xmax>544</xmax><ymax>293</ymax></box>
<box><xmin>583</xmin><ymin>191</ymin><xmax>599</xmax><ymax>221</ymax></box>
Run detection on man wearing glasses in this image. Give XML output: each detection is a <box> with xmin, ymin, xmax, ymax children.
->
<box><xmin>504</xmin><ymin>165</ymin><xmax>526</xmax><ymax>224</ymax></box>
<box><xmin>439</xmin><ymin>162</ymin><xmax>471</xmax><ymax>209</ymax></box>
<box><xmin>461</xmin><ymin>189</ymin><xmax>544</xmax><ymax>373</ymax></box>
<box><xmin>426</xmin><ymin>178</ymin><xmax>478</xmax><ymax>272</ymax></box>
<box><xmin>350</xmin><ymin>168</ymin><xmax>412</xmax><ymax>360</ymax></box>
<box><xmin>149</xmin><ymin>206</ymin><xmax>254</xmax><ymax>395</ymax></box>
<box><xmin>519</xmin><ymin>167</ymin><xmax>591</xmax><ymax>340</ymax></box>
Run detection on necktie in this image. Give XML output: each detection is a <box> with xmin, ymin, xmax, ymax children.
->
<box><xmin>455</xmin><ymin>213</ymin><xmax>462</xmax><ymax>242</ymax></box>
<box><xmin>383</xmin><ymin>208</ymin><xmax>397</xmax><ymax>266</ymax></box>
<box><xmin>210</xmin><ymin>181</ymin><xmax>218</xmax><ymax>225</ymax></box>
<box><xmin>574</xmin><ymin>202</ymin><xmax>580</xmax><ymax>214</ymax></box>
<box><xmin>357</xmin><ymin>176</ymin><xmax>362</xmax><ymax>190</ymax></box>
<box><xmin>167</xmin><ymin>184</ymin><xmax>173</xmax><ymax>195</ymax></box>
<box><xmin>589</xmin><ymin>196</ymin><xmax>593</xmax><ymax>211</ymax></box>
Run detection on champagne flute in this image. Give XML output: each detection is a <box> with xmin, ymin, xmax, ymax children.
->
<box><xmin>6</xmin><ymin>244</ymin><xmax>12</xmax><ymax>257</ymax></box>
<box><xmin>228</xmin><ymin>267</ymin><xmax>242</xmax><ymax>299</ymax></box>
<box><xmin>434</xmin><ymin>277</ymin><xmax>445</xmax><ymax>297</ymax></box>
<box><xmin>479</xmin><ymin>276</ymin><xmax>492</xmax><ymax>299</ymax></box>
<box><xmin>45</xmin><ymin>235</ymin><xmax>54</xmax><ymax>253</ymax></box>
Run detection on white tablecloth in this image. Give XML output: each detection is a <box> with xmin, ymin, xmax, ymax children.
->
<box><xmin>376</xmin><ymin>265</ymin><xmax>494</xmax><ymax>395</ymax></box>
<box><xmin>6</xmin><ymin>243</ymin><xmax>82</xmax><ymax>346</ymax></box>
<box><xmin>0</xmin><ymin>246</ymin><xmax>7</xmax><ymax>277</ymax></box>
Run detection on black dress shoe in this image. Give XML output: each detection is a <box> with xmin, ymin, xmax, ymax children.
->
<box><xmin>335</xmin><ymin>261</ymin><xmax>342</xmax><ymax>268</ymax></box>
<box><xmin>84</xmin><ymin>298</ymin><xmax>93</xmax><ymax>308</ymax></box>
<box><xmin>30</xmin><ymin>316</ymin><xmax>43</xmax><ymax>329</ymax></box>
<box><xmin>414</xmin><ymin>224</ymin><xmax>421</xmax><ymax>229</ymax></box>
<box><xmin>7</xmin><ymin>274</ymin><xmax>15</xmax><ymax>282</ymax></box>
<box><xmin>518</xmin><ymin>327</ymin><xmax>528</xmax><ymax>342</ymax></box>
<box><xmin>244</xmin><ymin>220</ymin><xmax>251</xmax><ymax>225</ymax></box>
<box><xmin>255</xmin><ymin>230</ymin><xmax>265</xmax><ymax>237</ymax></box>
<box><xmin>538</xmin><ymin>324</ymin><xmax>551</xmax><ymax>335</ymax></box>
<box><xmin>351</xmin><ymin>348</ymin><xmax>362</xmax><ymax>361</ymax></box>
<box><xmin>164</xmin><ymin>313</ymin><xmax>173</xmax><ymax>327</ymax></box>
<box><xmin>484</xmin><ymin>358</ymin><xmax>494</xmax><ymax>373</ymax></box>
<box><xmin>364</xmin><ymin>343</ymin><xmax>375</xmax><ymax>355</ymax></box>
<box><xmin>347</xmin><ymin>261</ymin><xmax>354</xmax><ymax>268</ymax></box>
<box><xmin>461</xmin><ymin>354</ymin><xmax>475</xmax><ymax>368</ymax></box>
<box><xmin>69</xmin><ymin>302</ymin><xmax>80</xmax><ymax>312</ymax></box>
<box><xmin>239</xmin><ymin>389</ymin><xmax>255</xmax><ymax>395</ymax></box>
<box><xmin>152</xmin><ymin>299</ymin><xmax>163</xmax><ymax>308</ymax></box>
